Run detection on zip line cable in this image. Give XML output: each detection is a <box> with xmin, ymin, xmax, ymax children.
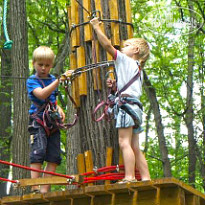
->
<box><xmin>0</xmin><ymin>61</ymin><xmax>114</xmax><ymax>81</ymax></box>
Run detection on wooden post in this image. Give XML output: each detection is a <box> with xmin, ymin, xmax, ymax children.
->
<box><xmin>77</xmin><ymin>153</ymin><xmax>86</xmax><ymax>174</ymax></box>
<box><xmin>70</xmin><ymin>52</ymin><xmax>80</xmax><ymax>107</ymax></box>
<box><xmin>84</xmin><ymin>150</ymin><xmax>94</xmax><ymax>186</ymax></box>
<box><xmin>125</xmin><ymin>0</ymin><xmax>133</xmax><ymax>38</ymax></box>
<box><xmin>107</xmin><ymin>53</ymin><xmax>115</xmax><ymax>80</ymax></box>
<box><xmin>92</xmin><ymin>41</ymin><xmax>102</xmax><ymax>90</ymax></box>
<box><xmin>105</xmin><ymin>147</ymin><xmax>113</xmax><ymax>185</ymax></box>
<box><xmin>70</xmin><ymin>0</ymin><xmax>80</xmax><ymax>48</ymax></box>
<box><xmin>76</xmin><ymin>46</ymin><xmax>87</xmax><ymax>96</ymax></box>
<box><xmin>108</xmin><ymin>0</ymin><xmax>120</xmax><ymax>47</ymax></box>
<box><xmin>83</xmin><ymin>0</ymin><xmax>92</xmax><ymax>41</ymax></box>
<box><xmin>94</xmin><ymin>0</ymin><xmax>105</xmax><ymax>34</ymax></box>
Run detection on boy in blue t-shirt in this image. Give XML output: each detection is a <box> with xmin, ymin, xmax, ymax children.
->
<box><xmin>27</xmin><ymin>46</ymin><xmax>65</xmax><ymax>193</ymax></box>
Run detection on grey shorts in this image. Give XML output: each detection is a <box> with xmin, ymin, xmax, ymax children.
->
<box><xmin>114</xmin><ymin>97</ymin><xmax>143</xmax><ymax>134</ymax></box>
<box><xmin>28</xmin><ymin>117</ymin><xmax>62</xmax><ymax>165</ymax></box>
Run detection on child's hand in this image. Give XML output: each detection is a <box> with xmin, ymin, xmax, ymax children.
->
<box><xmin>90</xmin><ymin>17</ymin><xmax>101</xmax><ymax>28</ymax></box>
<box><xmin>106</xmin><ymin>78</ymin><xmax>116</xmax><ymax>90</ymax></box>
<box><xmin>57</xmin><ymin>105</ymin><xmax>65</xmax><ymax>122</ymax></box>
<box><xmin>60</xmin><ymin>70</ymin><xmax>74</xmax><ymax>81</ymax></box>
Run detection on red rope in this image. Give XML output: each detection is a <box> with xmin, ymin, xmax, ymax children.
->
<box><xmin>84</xmin><ymin>172</ymin><xmax>141</xmax><ymax>183</ymax></box>
<box><xmin>81</xmin><ymin>165</ymin><xmax>125</xmax><ymax>176</ymax></box>
<box><xmin>0</xmin><ymin>177</ymin><xmax>18</xmax><ymax>184</ymax></box>
<box><xmin>0</xmin><ymin>160</ymin><xmax>142</xmax><ymax>185</ymax></box>
<box><xmin>0</xmin><ymin>160</ymin><xmax>73</xmax><ymax>179</ymax></box>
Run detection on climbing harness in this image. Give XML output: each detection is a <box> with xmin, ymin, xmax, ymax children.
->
<box><xmin>3</xmin><ymin>0</ymin><xmax>13</xmax><ymax>49</ymax></box>
<box><xmin>92</xmin><ymin>63</ymin><xmax>143</xmax><ymax>122</ymax></box>
<box><xmin>30</xmin><ymin>76</ymin><xmax>78</xmax><ymax>136</ymax></box>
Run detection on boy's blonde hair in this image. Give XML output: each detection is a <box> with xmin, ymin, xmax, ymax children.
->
<box><xmin>124</xmin><ymin>38</ymin><xmax>150</xmax><ymax>68</ymax></box>
<box><xmin>32</xmin><ymin>46</ymin><xmax>55</xmax><ymax>63</ymax></box>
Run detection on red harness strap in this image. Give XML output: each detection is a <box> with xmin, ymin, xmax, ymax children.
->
<box><xmin>92</xmin><ymin>88</ymin><xmax>115</xmax><ymax>122</ymax></box>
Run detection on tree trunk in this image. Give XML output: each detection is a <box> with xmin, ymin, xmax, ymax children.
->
<box><xmin>10</xmin><ymin>0</ymin><xmax>30</xmax><ymax>195</ymax></box>
<box><xmin>0</xmin><ymin>3</ymin><xmax>12</xmax><ymax>196</ymax></box>
<box><xmin>143</xmin><ymin>71</ymin><xmax>172</xmax><ymax>177</ymax></box>
<box><xmin>185</xmin><ymin>0</ymin><xmax>197</xmax><ymax>186</ymax></box>
<box><xmin>67</xmin><ymin>0</ymin><xmax>138</xmax><ymax>171</ymax></box>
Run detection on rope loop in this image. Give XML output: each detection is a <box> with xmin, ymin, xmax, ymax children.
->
<box><xmin>3</xmin><ymin>0</ymin><xmax>13</xmax><ymax>49</ymax></box>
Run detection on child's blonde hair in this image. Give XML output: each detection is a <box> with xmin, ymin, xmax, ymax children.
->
<box><xmin>32</xmin><ymin>46</ymin><xmax>55</xmax><ymax>63</ymax></box>
<box><xmin>124</xmin><ymin>38</ymin><xmax>150</xmax><ymax>68</ymax></box>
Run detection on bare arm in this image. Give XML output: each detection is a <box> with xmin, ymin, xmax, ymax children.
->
<box><xmin>33</xmin><ymin>79</ymin><xmax>60</xmax><ymax>100</ymax></box>
<box><xmin>90</xmin><ymin>18</ymin><xmax>116</xmax><ymax>58</ymax></box>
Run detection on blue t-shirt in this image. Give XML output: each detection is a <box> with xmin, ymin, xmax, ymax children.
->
<box><xmin>26</xmin><ymin>74</ymin><xmax>58</xmax><ymax>115</ymax></box>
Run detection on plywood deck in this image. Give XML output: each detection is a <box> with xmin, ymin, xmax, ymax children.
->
<box><xmin>1</xmin><ymin>178</ymin><xmax>205</xmax><ymax>205</ymax></box>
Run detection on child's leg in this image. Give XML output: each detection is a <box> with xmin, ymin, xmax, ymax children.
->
<box><xmin>118</xmin><ymin>127</ymin><xmax>135</xmax><ymax>180</ymax></box>
<box><xmin>30</xmin><ymin>163</ymin><xmax>41</xmax><ymax>191</ymax></box>
<box><xmin>40</xmin><ymin>162</ymin><xmax>58</xmax><ymax>193</ymax></box>
<box><xmin>131</xmin><ymin>133</ymin><xmax>150</xmax><ymax>181</ymax></box>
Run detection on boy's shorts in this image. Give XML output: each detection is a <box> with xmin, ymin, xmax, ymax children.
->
<box><xmin>114</xmin><ymin>97</ymin><xmax>144</xmax><ymax>134</ymax></box>
<box><xmin>28</xmin><ymin>117</ymin><xmax>62</xmax><ymax>165</ymax></box>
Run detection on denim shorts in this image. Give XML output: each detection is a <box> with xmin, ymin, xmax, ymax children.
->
<box><xmin>114</xmin><ymin>97</ymin><xmax>143</xmax><ymax>134</ymax></box>
<box><xmin>28</xmin><ymin>117</ymin><xmax>62</xmax><ymax>165</ymax></box>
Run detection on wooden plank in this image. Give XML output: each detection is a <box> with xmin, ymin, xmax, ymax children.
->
<box><xmin>83</xmin><ymin>0</ymin><xmax>92</xmax><ymax>41</ymax></box>
<box><xmin>1</xmin><ymin>196</ymin><xmax>24</xmax><ymax>205</ymax></box>
<box><xmin>108</xmin><ymin>0</ymin><xmax>120</xmax><ymax>47</ymax></box>
<box><xmin>94</xmin><ymin>0</ymin><xmax>105</xmax><ymax>34</ymax></box>
<box><xmin>70</xmin><ymin>52</ymin><xmax>80</xmax><ymax>107</ymax></box>
<box><xmin>22</xmin><ymin>193</ymin><xmax>48</xmax><ymax>204</ymax></box>
<box><xmin>92</xmin><ymin>41</ymin><xmax>102</xmax><ymax>90</ymax></box>
<box><xmin>119</xmin><ymin>149</ymin><xmax>124</xmax><ymax>176</ymax></box>
<box><xmin>84</xmin><ymin>150</ymin><xmax>94</xmax><ymax>186</ymax></box>
<box><xmin>185</xmin><ymin>194</ymin><xmax>200</xmax><ymax>205</ymax></box>
<box><xmin>18</xmin><ymin>176</ymin><xmax>80</xmax><ymax>188</ymax></box>
<box><xmin>105</xmin><ymin>147</ymin><xmax>113</xmax><ymax>185</ymax></box>
<box><xmin>44</xmin><ymin>191</ymin><xmax>66</xmax><ymax>202</ymax></box>
<box><xmin>106</xmin><ymin>53</ymin><xmax>115</xmax><ymax>80</ymax></box>
<box><xmin>76</xmin><ymin>46</ymin><xmax>87</xmax><ymax>96</ymax></box>
<box><xmin>125</xmin><ymin>0</ymin><xmax>133</xmax><ymax>38</ymax></box>
<box><xmin>70</xmin><ymin>0</ymin><xmax>80</xmax><ymax>48</ymax></box>
<box><xmin>159</xmin><ymin>186</ymin><xmax>185</xmax><ymax>205</ymax></box>
<box><xmin>77</xmin><ymin>153</ymin><xmax>86</xmax><ymax>174</ymax></box>
<box><xmin>1</xmin><ymin>178</ymin><xmax>205</xmax><ymax>205</ymax></box>
<box><xmin>153</xmin><ymin>178</ymin><xmax>205</xmax><ymax>200</ymax></box>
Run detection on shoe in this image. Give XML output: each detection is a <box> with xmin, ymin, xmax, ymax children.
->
<box><xmin>117</xmin><ymin>178</ymin><xmax>137</xmax><ymax>184</ymax></box>
<box><xmin>31</xmin><ymin>189</ymin><xmax>40</xmax><ymax>194</ymax></box>
<box><xmin>141</xmin><ymin>179</ymin><xmax>151</xmax><ymax>182</ymax></box>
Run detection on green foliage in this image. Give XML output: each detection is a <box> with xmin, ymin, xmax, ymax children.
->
<box><xmin>133</xmin><ymin>0</ymin><xmax>205</xmax><ymax>191</ymax></box>
<box><xmin>0</xmin><ymin>0</ymin><xmax>204</xmax><ymax>194</ymax></box>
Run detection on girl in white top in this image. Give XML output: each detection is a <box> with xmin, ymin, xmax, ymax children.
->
<box><xmin>90</xmin><ymin>17</ymin><xmax>150</xmax><ymax>183</ymax></box>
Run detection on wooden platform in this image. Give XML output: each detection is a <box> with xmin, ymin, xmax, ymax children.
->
<box><xmin>1</xmin><ymin>178</ymin><xmax>205</xmax><ymax>205</ymax></box>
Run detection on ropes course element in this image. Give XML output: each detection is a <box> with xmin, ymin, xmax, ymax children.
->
<box><xmin>69</xmin><ymin>12</ymin><xmax>133</xmax><ymax>36</ymax></box>
<box><xmin>0</xmin><ymin>160</ymin><xmax>74</xmax><ymax>179</ymax></box>
<box><xmin>0</xmin><ymin>177</ymin><xmax>18</xmax><ymax>184</ymax></box>
<box><xmin>3</xmin><ymin>0</ymin><xmax>13</xmax><ymax>49</ymax></box>
<box><xmin>0</xmin><ymin>159</ymin><xmax>141</xmax><ymax>187</ymax></box>
<box><xmin>70</xmin><ymin>2</ymin><xmax>133</xmax><ymax>36</ymax></box>
<box><xmin>61</xmin><ymin>60</ymin><xmax>114</xmax><ymax>81</ymax></box>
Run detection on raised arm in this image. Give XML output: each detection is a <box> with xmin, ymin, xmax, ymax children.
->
<box><xmin>90</xmin><ymin>18</ymin><xmax>116</xmax><ymax>58</ymax></box>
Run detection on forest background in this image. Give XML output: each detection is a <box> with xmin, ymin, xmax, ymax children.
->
<box><xmin>0</xmin><ymin>0</ymin><xmax>204</xmax><ymax>197</ymax></box>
